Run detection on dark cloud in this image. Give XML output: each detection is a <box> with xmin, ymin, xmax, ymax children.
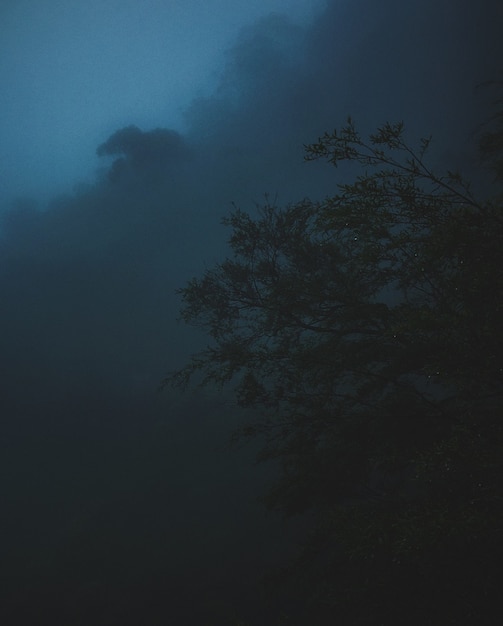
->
<box><xmin>1</xmin><ymin>1</ymin><xmax>502</xmax><ymax>623</ymax></box>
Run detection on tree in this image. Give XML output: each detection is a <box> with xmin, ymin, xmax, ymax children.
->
<box><xmin>166</xmin><ymin>119</ymin><xmax>503</xmax><ymax>624</ymax></box>
<box><xmin>479</xmin><ymin>79</ymin><xmax>503</xmax><ymax>181</ymax></box>
<box><xmin>97</xmin><ymin>125</ymin><xmax>188</xmax><ymax>182</ymax></box>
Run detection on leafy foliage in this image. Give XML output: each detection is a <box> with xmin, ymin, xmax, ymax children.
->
<box><xmin>479</xmin><ymin>79</ymin><xmax>503</xmax><ymax>181</ymax></box>
<box><xmin>166</xmin><ymin>118</ymin><xmax>503</xmax><ymax>623</ymax></box>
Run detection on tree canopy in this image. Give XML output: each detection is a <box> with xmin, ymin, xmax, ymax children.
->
<box><xmin>166</xmin><ymin>118</ymin><xmax>503</xmax><ymax>624</ymax></box>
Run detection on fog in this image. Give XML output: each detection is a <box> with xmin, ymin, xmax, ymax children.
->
<box><xmin>1</xmin><ymin>1</ymin><xmax>502</xmax><ymax>624</ymax></box>
<box><xmin>0</xmin><ymin>0</ymin><xmax>325</xmax><ymax>208</ymax></box>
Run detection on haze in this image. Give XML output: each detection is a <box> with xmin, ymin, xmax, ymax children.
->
<box><xmin>0</xmin><ymin>0</ymin><xmax>324</xmax><ymax>208</ymax></box>
<box><xmin>0</xmin><ymin>0</ymin><xmax>501</xmax><ymax>624</ymax></box>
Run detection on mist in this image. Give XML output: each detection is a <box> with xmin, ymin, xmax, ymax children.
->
<box><xmin>1</xmin><ymin>1</ymin><xmax>502</xmax><ymax>624</ymax></box>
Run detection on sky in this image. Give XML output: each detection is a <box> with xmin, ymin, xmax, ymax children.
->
<box><xmin>0</xmin><ymin>0</ymin><xmax>324</xmax><ymax>208</ymax></box>
<box><xmin>0</xmin><ymin>1</ymin><xmax>502</xmax><ymax>624</ymax></box>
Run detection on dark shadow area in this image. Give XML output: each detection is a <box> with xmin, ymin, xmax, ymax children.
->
<box><xmin>1</xmin><ymin>1</ymin><xmax>502</xmax><ymax>623</ymax></box>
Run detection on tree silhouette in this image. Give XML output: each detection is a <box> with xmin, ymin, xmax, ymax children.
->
<box><xmin>97</xmin><ymin>125</ymin><xmax>188</xmax><ymax>182</ymax></box>
<box><xmin>167</xmin><ymin>118</ymin><xmax>503</xmax><ymax>624</ymax></box>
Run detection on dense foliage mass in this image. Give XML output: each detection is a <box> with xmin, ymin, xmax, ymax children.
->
<box><xmin>168</xmin><ymin>118</ymin><xmax>503</xmax><ymax>624</ymax></box>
